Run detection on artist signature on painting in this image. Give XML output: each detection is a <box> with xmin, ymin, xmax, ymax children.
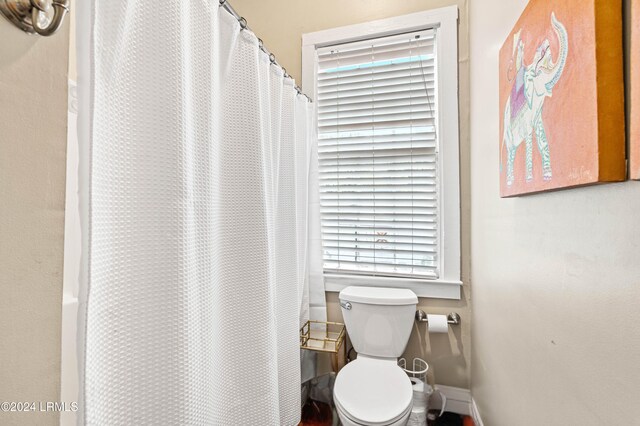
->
<box><xmin>568</xmin><ymin>166</ymin><xmax>593</xmax><ymax>182</ymax></box>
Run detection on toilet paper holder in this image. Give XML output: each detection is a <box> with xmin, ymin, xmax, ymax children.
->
<box><xmin>415</xmin><ymin>310</ymin><xmax>460</xmax><ymax>325</ymax></box>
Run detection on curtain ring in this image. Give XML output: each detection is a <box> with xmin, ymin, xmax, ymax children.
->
<box><xmin>219</xmin><ymin>0</ymin><xmax>225</xmax><ymax>5</ymax></box>
<box><xmin>258</xmin><ymin>39</ymin><xmax>267</xmax><ymax>54</ymax></box>
<box><xmin>238</xmin><ymin>17</ymin><xmax>247</xmax><ymax>30</ymax></box>
<box><xmin>269</xmin><ymin>53</ymin><xmax>276</xmax><ymax>64</ymax></box>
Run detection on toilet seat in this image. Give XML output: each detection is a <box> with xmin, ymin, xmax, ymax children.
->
<box><xmin>335</xmin><ymin>395</ymin><xmax>413</xmax><ymax>426</ymax></box>
<box><xmin>333</xmin><ymin>357</ymin><xmax>413</xmax><ymax>425</ymax></box>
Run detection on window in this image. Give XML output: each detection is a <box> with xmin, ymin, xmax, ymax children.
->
<box><xmin>303</xmin><ymin>7</ymin><xmax>461</xmax><ymax>299</ymax></box>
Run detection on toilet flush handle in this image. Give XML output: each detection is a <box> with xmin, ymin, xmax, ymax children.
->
<box><xmin>340</xmin><ymin>300</ymin><xmax>352</xmax><ymax>310</ymax></box>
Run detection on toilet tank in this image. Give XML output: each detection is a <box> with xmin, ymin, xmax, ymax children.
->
<box><xmin>339</xmin><ymin>286</ymin><xmax>418</xmax><ymax>358</ymax></box>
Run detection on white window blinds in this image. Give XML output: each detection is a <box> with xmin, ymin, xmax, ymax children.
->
<box><xmin>316</xmin><ymin>28</ymin><xmax>440</xmax><ymax>279</ymax></box>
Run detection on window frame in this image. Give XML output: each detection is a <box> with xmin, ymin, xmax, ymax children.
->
<box><xmin>302</xmin><ymin>6</ymin><xmax>461</xmax><ymax>299</ymax></box>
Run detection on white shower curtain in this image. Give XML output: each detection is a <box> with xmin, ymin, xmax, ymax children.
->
<box><xmin>76</xmin><ymin>1</ymin><xmax>323</xmax><ymax>424</ymax></box>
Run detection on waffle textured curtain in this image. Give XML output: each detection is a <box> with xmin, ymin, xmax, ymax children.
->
<box><xmin>76</xmin><ymin>1</ymin><xmax>322</xmax><ymax>424</ymax></box>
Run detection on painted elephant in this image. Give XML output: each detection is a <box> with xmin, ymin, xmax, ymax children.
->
<box><xmin>501</xmin><ymin>13</ymin><xmax>568</xmax><ymax>186</ymax></box>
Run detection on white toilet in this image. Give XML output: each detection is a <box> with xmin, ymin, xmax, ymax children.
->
<box><xmin>333</xmin><ymin>286</ymin><xmax>418</xmax><ymax>426</ymax></box>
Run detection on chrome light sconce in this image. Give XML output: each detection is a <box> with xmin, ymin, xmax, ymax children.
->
<box><xmin>0</xmin><ymin>0</ymin><xmax>69</xmax><ymax>36</ymax></box>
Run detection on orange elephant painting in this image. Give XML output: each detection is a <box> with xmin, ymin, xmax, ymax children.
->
<box><xmin>631</xmin><ymin>0</ymin><xmax>640</xmax><ymax>180</ymax></box>
<box><xmin>499</xmin><ymin>0</ymin><xmax>626</xmax><ymax>197</ymax></box>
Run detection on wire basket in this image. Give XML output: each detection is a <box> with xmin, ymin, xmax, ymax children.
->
<box><xmin>300</xmin><ymin>320</ymin><xmax>347</xmax><ymax>373</ymax></box>
<box><xmin>300</xmin><ymin>320</ymin><xmax>345</xmax><ymax>353</ymax></box>
<box><xmin>398</xmin><ymin>357</ymin><xmax>429</xmax><ymax>383</ymax></box>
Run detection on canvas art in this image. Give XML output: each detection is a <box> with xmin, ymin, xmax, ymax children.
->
<box><xmin>631</xmin><ymin>0</ymin><xmax>640</xmax><ymax>180</ymax></box>
<box><xmin>499</xmin><ymin>0</ymin><xmax>625</xmax><ymax>197</ymax></box>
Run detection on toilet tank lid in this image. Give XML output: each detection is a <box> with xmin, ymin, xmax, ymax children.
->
<box><xmin>339</xmin><ymin>286</ymin><xmax>418</xmax><ymax>305</ymax></box>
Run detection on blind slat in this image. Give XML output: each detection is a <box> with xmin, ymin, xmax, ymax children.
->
<box><xmin>319</xmin><ymin>61</ymin><xmax>434</xmax><ymax>82</ymax></box>
<box><xmin>319</xmin><ymin>148</ymin><xmax>435</xmax><ymax>160</ymax></box>
<box><xmin>318</xmin><ymin>73</ymin><xmax>435</xmax><ymax>95</ymax></box>
<box><xmin>318</xmin><ymin>89</ymin><xmax>436</xmax><ymax>107</ymax></box>
<box><xmin>319</xmin><ymin>113</ymin><xmax>435</xmax><ymax>129</ymax></box>
<box><xmin>321</xmin><ymin>200</ymin><xmax>436</xmax><ymax>208</ymax></box>
<box><xmin>322</xmin><ymin>215</ymin><xmax>436</xmax><ymax>223</ymax></box>
<box><xmin>324</xmin><ymin>265</ymin><xmax>438</xmax><ymax>279</ymax></box>
<box><xmin>321</xmin><ymin>219</ymin><xmax>437</xmax><ymax>228</ymax></box>
<box><xmin>319</xmin><ymin>144</ymin><xmax>435</xmax><ymax>156</ymax></box>
<box><xmin>318</xmin><ymin>66</ymin><xmax>434</xmax><ymax>89</ymax></box>
<box><xmin>318</xmin><ymin>81</ymin><xmax>436</xmax><ymax>101</ymax></box>
<box><xmin>319</xmin><ymin>150</ymin><xmax>434</xmax><ymax>161</ymax></box>
<box><xmin>322</xmin><ymin>228</ymin><xmax>437</xmax><ymax>237</ymax></box>
<box><xmin>319</xmin><ymin>101</ymin><xmax>435</xmax><ymax>119</ymax></box>
<box><xmin>320</xmin><ymin>165</ymin><xmax>436</xmax><ymax>175</ymax></box>
<box><xmin>318</xmin><ymin>47</ymin><xmax>434</xmax><ymax>71</ymax></box>
<box><xmin>320</xmin><ymin>169</ymin><xmax>435</xmax><ymax>178</ymax></box>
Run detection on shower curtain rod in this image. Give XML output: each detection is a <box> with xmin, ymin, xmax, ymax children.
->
<box><xmin>218</xmin><ymin>0</ymin><xmax>313</xmax><ymax>103</ymax></box>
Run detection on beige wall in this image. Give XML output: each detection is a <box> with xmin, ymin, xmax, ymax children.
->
<box><xmin>470</xmin><ymin>0</ymin><xmax>640</xmax><ymax>424</ymax></box>
<box><xmin>69</xmin><ymin>3</ymin><xmax>76</xmax><ymax>82</ymax></box>
<box><xmin>0</xmin><ymin>16</ymin><xmax>69</xmax><ymax>426</ymax></box>
<box><xmin>232</xmin><ymin>0</ymin><xmax>472</xmax><ymax>388</ymax></box>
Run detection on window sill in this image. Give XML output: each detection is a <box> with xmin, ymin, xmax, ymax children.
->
<box><xmin>324</xmin><ymin>273</ymin><xmax>462</xmax><ymax>300</ymax></box>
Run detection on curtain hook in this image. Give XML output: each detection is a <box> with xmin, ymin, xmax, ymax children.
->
<box><xmin>238</xmin><ymin>17</ymin><xmax>247</xmax><ymax>30</ymax></box>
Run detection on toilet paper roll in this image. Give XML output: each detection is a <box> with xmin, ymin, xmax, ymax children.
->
<box><xmin>411</xmin><ymin>378</ymin><xmax>427</xmax><ymax>411</ymax></box>
<box><xmin>409</xmin><ymin>378</ymin><xmax>427</xmax><ymax>426</ymax></box>
<box><xmin>410</xmin><ymin>377</ymin><xmax>425</xmax><ymax>394</ymax></box>
<box><xmin>427</xmin><ymin>314</ymin><xmax>449</xmax><ymax>333</ymax></box>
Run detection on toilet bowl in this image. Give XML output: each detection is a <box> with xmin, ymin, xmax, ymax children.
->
<box><xmin>333</xmin><ymin>286</ymin><xmax>418</xmax><ymax>426</ymax></box>
<box><xmin>334</xmin><ymin>356</ymin><xmax>413</xmax><ymax>426</ymax></box>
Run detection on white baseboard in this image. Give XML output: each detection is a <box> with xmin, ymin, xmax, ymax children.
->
<box><xmin>420</xmin><ymin>385</ymin><xmax>485</xmax><ymax>425</ymax></box>
<box><xmin>470</xmin><ymin>398</ymin><xmax>484</xmax><ymax>426</ymax></box>
<box><xmin>433</xmin><ymin>385</ymin><xmax>471</xmax><ymax>416</ymax></box>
